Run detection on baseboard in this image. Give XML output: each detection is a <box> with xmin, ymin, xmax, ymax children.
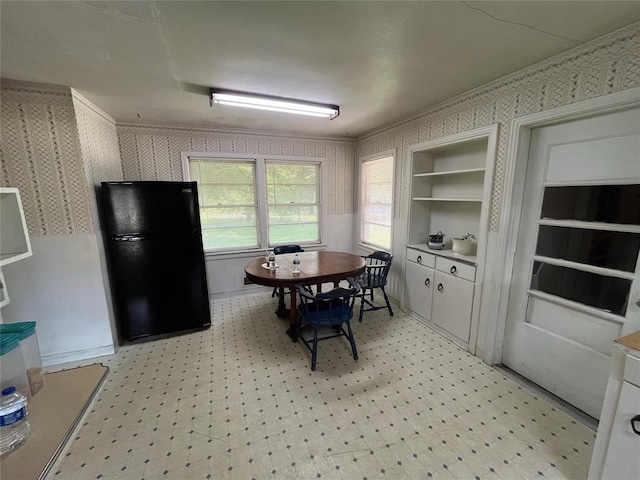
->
<box><xmin>42</xmin><ymin>344</ymin><xmax>116</xmax><ymax>367</ymax></box>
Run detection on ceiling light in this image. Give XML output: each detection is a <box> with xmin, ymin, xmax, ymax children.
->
<box><xmin>210</xmin><ymin>89</ymin><xmax>339</xmax><ymax>119</ymax></box>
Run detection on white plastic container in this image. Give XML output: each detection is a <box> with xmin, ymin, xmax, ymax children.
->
<box><xmin>0</xmin><ymin>333</ymin><xmax>30</xmax><ymax>399</ymax></box>
<box><xmin>0</xmin><ymin>386</ymin><xmax>30</xmax><ymax>455</ymax></box>
<box><xmin>0</xmin><ymin>322</ymin><xmax>44</xmax><ymax>395</ymax></box>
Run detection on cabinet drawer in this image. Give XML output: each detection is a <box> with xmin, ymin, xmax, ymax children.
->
<box><xmin>436</xmin><ymin>257</ymin><xmax>476</xmax><ymax>282</ymax></box>
<box><xmin>406</xmin><ymin>248</ymin><xmax>435</xmax><ymax>268</ymax></box>
<box><xmin>624</xmin><ymin>354</ymin><xmax>640</xmax><ymax>388</ymax></box>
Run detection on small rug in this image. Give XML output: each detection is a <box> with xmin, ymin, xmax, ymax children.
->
<box><xmin>0</xmin><ymin>363</ymin><xmax>109</xmax><ymax>480</ymax></box>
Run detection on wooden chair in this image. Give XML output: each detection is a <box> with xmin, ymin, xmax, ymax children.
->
<box><xmin>355</xmin><ymin>251</ymin><xmax>393</xmax><ymax>322</ymax></box>
<box><xmin>271</xmin><ymin>245</ymin><xmax>304</xmax><ymax>297</ymax></box>
<box><xmin>294</xmin><ymin>278</ymin><xmax>360</xmax><ymax>371</ymax></box>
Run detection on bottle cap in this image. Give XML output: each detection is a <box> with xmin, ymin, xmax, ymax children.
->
<box><xmin>2</xmin><ymin>387</ymin><xmax>16</xmax><ymax>395</ymax></box>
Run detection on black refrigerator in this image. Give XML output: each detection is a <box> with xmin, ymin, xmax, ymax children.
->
<box><xmin>100</xmin><ymin>181</ymin><xmax>211</xmax><ymax>341</ymax></box>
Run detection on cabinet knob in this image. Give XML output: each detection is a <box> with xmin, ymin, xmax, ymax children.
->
<box><xmin>417</xmin><ymin>255</ymin><xmax>422</xmax><ymax>264</ymax></box>
<box><xmin>632</xmin><ymin>415</ymin><xmax>640</xmax><ymax>435</ymax></box>
<box><xmin>425</xmin><ymin>278</ymin><xmax>430</xmax><ymax>287</ymax></box>
<box><xmin>450</xmin><ymin>266</ymin><xmax>457</xmax><ymax>275</ymax></box>
<box><xmin>437</xmin><ymin>283</ymin><xmax>444</xmax><ymax>292</ymax></box>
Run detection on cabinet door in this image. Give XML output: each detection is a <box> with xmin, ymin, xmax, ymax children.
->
<box><xmin>432</xmin><ymin>270</ymin><xmax>474</xmax><ymax>343</ymax></box>
<box><xmin>601</xmin><ymin>381</ymin><xmax>640</xmax><ymax>479</ymax></box>
<box><xmin>405</xmin><ymin>261</ymin><xmax>434</xmax><ymax>321</ymax></box>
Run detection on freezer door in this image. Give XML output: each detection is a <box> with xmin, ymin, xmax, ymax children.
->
<box><xmin>101</xmin><ymin>182</ymin><xmax>201</xmax><ymax>236</ymax></box>
<box><xmin>108</xmin><ymin>234</ymin><xmax>210</xmax><ymax>340</ymax></box>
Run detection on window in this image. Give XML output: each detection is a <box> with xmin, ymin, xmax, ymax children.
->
<box><xmin>266</xmin><ymin>162</ymin><xmax>320</xmax><ymax>244</ymax></box>
<box><xmin>188</xmin><ymin>158</ymin><xmax>258</xmax><ymax>250</ymax></box>
<box><xmin>185</xmin><ymin>154</ymin><xmax>322</xmax><ymax>252</ymax></box>
<box><xmin>360</xmin><ymin>155</ymin><xmax>394</xmax><ymax>250</ymax></box>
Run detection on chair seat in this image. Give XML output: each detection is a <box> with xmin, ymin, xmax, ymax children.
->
<box><xmin>355</xmin><ymin>273</ymin><xmax>385</xmax><ymax>288</ymax></box>
<box><xmin>298</xmin><ymin>299</ymin><xmax>353</xmax><ymax>325</ymax></box>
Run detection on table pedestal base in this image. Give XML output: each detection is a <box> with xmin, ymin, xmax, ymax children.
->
<box><xmin>276</xmin><ymin>287</ymin><xmax>297</xmax><ymax>340</ymax></box>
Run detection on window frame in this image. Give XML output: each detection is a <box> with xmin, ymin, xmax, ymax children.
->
<box><xmin>182</xmin><ymin>152</ymin><xmax>325</xmax><ymax>255</ymax></box>
<box><xmin>358</xmin><ymin>150</ymin><xmax>395</xmax><ymax>251</ymax></box>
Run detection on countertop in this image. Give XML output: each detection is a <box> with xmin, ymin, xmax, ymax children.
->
<box><xmin>616</xmin><ymin>330</ymin><xmax>640</xmax><ymax>351</ymax></box>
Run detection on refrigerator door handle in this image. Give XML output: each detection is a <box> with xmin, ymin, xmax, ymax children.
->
<box><xmin>113</xmin><ymin>235</ymin><xmax>144</xmax><ymax>242</ymax></box>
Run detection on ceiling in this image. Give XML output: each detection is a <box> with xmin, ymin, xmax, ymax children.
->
<box><xmin>2</xmin><ymin>1</ymin><xmax>639</xmax><ymax>138</ymax></box>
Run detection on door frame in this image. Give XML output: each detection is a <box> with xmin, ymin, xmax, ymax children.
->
<box><xmin>483</xmin><ymin>86</ymin><xmax>640</xmax><ymax>366</ymax></box>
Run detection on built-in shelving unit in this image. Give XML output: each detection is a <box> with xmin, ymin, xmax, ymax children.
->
<box><xmin>403</xmin><ymin>125</ymin><xmax>498</xmax><ymax>352</ymax></box>
<box><xmin>0</xmin><ymin>187</ymin><xmax>33</xmax><ymax>309</ymax></box>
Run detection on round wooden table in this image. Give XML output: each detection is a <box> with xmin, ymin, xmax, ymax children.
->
<box><xmin>244</xmin><ymin>251</ymin><xmax>366</xmax><ymax>338</ymax></box>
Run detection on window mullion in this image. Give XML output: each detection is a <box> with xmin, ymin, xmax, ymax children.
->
<box><xmin>255</xmin><ymin>157</ymin><xmax>269</xmax><ymax>249</ymax></box>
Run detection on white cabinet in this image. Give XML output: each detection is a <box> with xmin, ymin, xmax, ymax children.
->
<box><xmin>0</xmin><ymin>187</ymin><xmax>32</xmax><ymax>311</ymax></box>
<box><xmin>432</xmin><ymin>269</ymin><xmax>474</xmax><ymax>344</ymax></box>
<box><xmin>405</xmin><ymin>247</ymin><xmax>476</xmax><ymax>345</ymax></box>
<box><xmin>405</xmin><ymin>255</ymin><xmax>434</xmax><ymax>321</ymax></box>
<box><xmin>0</xmin><ymin>188</ymin><xmax>32</xmax><ymax>267</ymax></box>
<box><xmin>589</xmin><ymin>333</ymin><xmax>640</xmax><ymax>479</ymax></box>
<box><xmin>403</xmin><ymin>126</ymin><xmax>497</xmax><ymax>351</ymax></box>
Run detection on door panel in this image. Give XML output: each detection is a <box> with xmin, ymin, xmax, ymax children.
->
<box><xmin>432</xmin><ymin>271</ymin><xmax>474</xmax><ymax>343</ymax></box>
<box><xmin>405</xmin><ymin>261</ymin><xmax>433</xmax><ymax>320</ymax></box>
<box><xmin>503</xmin><ymin>106</ymin><xmax>640</xmax><ymax>419</ymax></box>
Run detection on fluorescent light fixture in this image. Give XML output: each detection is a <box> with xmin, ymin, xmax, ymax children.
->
<box><xmin>210</xmin><ymin>89</ymin><xmax>339</xmax><ymax>119</ymax></box>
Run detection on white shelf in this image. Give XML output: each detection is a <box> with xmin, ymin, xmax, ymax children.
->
<box><xmin>414</xmin><ymin>167</ymin><xmax>486</xmax><ymax>178</ymax></box>
<box><xmin>412</xmin><ymin>197</ymin><xmax>483</xmax><ymax>202</ymax></box>
<box><xmin>0</xmin><ymin>188</ymin><xmax>32</xmax><ymax>267</ymax></box>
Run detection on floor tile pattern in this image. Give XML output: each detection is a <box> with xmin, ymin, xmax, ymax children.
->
<box><xmin>50</xmin><ymin>290</ymin><xmax>595</xmax><ymax>479</ymax></box>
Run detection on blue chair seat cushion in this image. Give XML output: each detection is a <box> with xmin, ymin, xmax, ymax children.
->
<box><xmin>298</xmin><ymin>299</ymin><xmax>353</xmax><ymax>325</ymax></box>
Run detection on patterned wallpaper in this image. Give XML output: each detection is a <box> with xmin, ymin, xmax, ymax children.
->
<box><xmin>1</xmin><ymin>80</ymin><xmax>93</xmax><ymax>235</ymax></box>
<box><xmin>117</xmin><ymin>125</ymin><xmax>357</xmax><ymax>215</ymax></box>
<box><xmin>72</xmin><ymin>90</ymin><xmax>124</xmax><ymax>231</ymax></box>
<box><xmin>2</xmin><ymin>23</ymin><xmax>638</xmax><ymax>237</ymax></box>
<box><xmin>357</xmin><ymin>23</ymin><xmax>640</xmax><ymax>232</ymax></box>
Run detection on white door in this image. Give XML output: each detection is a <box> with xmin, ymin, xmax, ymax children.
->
<box><xmin>503</xmin><ymin>106</ymin><xmax>640</xmax><ymax>418</ymax></box>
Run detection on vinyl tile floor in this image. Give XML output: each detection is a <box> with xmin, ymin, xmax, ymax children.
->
<box><xmin>49</xmin><ymin>290</ymin><xmax>596</xmax><ymax>480</ymax></box>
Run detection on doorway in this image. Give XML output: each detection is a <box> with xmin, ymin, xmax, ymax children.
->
<box><xmin>499</xmin><ymin>95</ymin><xmax>640</xmax><ymax>419</ymax></box>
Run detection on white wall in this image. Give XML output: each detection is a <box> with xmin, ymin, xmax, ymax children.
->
<box><xmin>0</xmin><ymin>81</ymin><xmax>122</xmax><ymax>364</ymax></box>
<box><xmin>1</xmin><ymin>234</ymin><xmax>115</xmax><ymax>365</ymax></box>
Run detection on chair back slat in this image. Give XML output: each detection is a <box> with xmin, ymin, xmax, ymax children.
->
<box><xmin>355</xmin><ymin>250</ymin><xmax>394</xmax><ymax>322</ymax></box>
<box><xmin>359</xmin><ymin>251</ymin><xmax>392</xmax><ymax>288</ymax></box>
<box><xmin>273</xmin><ymin>245</ymin><xmax>304</xmax><ymax>255</ymax></box>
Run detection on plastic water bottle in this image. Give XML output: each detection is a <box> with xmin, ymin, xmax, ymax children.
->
<box><xmin>292</xmin><ymin>253</ymin><xmax>301</xmax><ymax>274</ymax></box>
<box><xmin>0</xmin><ymin>386</ymin><xmax>30</xmax><ymax>455</ymax></box>
<box><xmin>268</xmin><ymin>250</ymin><xmax>276</xmax><ymax>270</ymax></box>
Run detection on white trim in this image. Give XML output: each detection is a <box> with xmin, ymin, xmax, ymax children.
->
<box><xmin>485</xmin><ymin>86</ymin><xmax>640</xmax><ymax>366</ymax></box>
<box><xmin>0</xmin><ymin>187</ymin><xmax>33</xmax><ymax>267</ymax></box>
<box><xmin>531</xmin><ymin>255</ymin><xmax>636</xmax><ymax>280</ymax></box>
<box><xmin>181</xmin><ymin>151</ymin><xmax>326</xmax><ymax>252</ymax></box>
<box><xmin>407</xmin><ymin>124</ymin><xmax>499</xmax><ymax>153</ymax></box>
<box><xmin>358</xmin><ymin>149</ymin><xmax>396</xmax><ymax>251</ymax></box>
<box><xmin>42</xmin><ymin>344</ymin><xmax>116</xmax><ymax>368</ymax></box>
<box><xmin>538</xmin><ymin>219</ymin><xmax>640</xmax><ymax>234</ymax></box>
<box><xmin>527</xmin><ymin>289</ymin><xmax>625</xmax><ymax>326</ymax></box>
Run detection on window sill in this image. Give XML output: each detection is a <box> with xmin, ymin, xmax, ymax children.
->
<box><xmin>357</xmin><ymin>242</ymin><xmax>389</xmax><ymax>254</ymax></box>
<box><xmin>204</xmin><ymin>244</ymin><xmax>328</xmax><ymax>261</ymax></box>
